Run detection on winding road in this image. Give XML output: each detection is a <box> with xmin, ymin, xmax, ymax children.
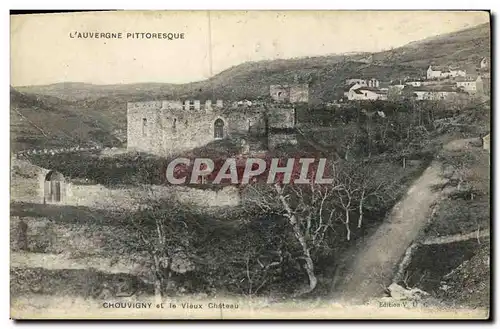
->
<box><xmin>335</xmin><ymin>158</ymin><xmax>449</xmax><ymax>302</ymax></box>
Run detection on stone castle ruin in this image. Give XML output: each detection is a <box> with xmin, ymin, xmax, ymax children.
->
<box><xmin>127</xmin><ymin>84</ymin><xmax>309</xmax><ymax>156</ymax></box>
<box><xmin>269</xmin><ymin>84</ymin><xmax>309</xmax><ymax>103</ymax></box>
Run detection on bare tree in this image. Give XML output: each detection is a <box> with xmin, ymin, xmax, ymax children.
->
<box><xmin>243</xmin><ymin>170</ymin><xmax>343</xmax><ymax>295</ymax></box>
<box><xmin>228</xmin><ymin>248</ymin><xmax>283</xmax><ymax>297</ymax></box>
<box><xmin>126</xmin><ymin>189</ymin><xmax>197</xmax><ymax>302</ymax></box>
<box><xmin>334</xmin><ymin>161</ymin><xmax>400</xmax><ymax>239</ymax></box>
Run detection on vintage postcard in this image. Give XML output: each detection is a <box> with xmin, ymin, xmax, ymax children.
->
<box><xmin>10</xmin><ymin>10</ymin><xmax>491</xmax><ymax>320</ymax></box>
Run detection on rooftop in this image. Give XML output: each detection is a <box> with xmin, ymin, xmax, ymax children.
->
<box><xmin>344</xmin><ymin>82</ymin><xmax>360</xmax><ymax>91</ymax></box>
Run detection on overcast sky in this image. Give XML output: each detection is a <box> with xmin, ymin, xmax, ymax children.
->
<box><xmin>10</xmin><ymin>11</ymin><xmax>489</xmax><ymax>86</ymax></box>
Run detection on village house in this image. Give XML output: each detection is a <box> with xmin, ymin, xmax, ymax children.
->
<box><xmin>456</xmin><ymin>76</ymin><xmax>483</xmax><ymax>94</ymax></box>
<box><xmin>343</xmin><ymin>82</ymin><xmax>362</xmax><ymax>99</ymax></box>
<box><xmin>426</xmin><ymin>66</ymin><xmax>442</xmax><ymax>79</ymax></box>
<box><xmin>346</xmin><ymin>86</ymin><xmax>387</xmax><ymax>101</ymax></box>
<box><xmin>426</xmin><ymin>65</ymin><xmax>466</xmax><ymax>80</ymax></box>
<box><xmin>411</xmin><ymin>86</ymin><xmax>463</xmax><ymax>101</ymax></box>
<box><xmin>448</xmin><ymin>68</ymin><xmax>467</xmax><ymax>78</ymax></box>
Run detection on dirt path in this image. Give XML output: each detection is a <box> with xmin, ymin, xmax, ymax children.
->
<box><xmin>335</xmin><ymin>160</ymin><xmax>448</xmax><ymax>302</ymax></box>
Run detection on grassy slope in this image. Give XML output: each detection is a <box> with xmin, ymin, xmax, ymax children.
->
<box><xmin>406</xmin><ymin>129</ymin><xmax>490</xmax><ymax>308</ymax></box>
<box><xmin>10</xmin><ymin>87</ymin><xmax>122</xmax><ymax>151</ymax></box>
<box><xmin>373</xmin><ymin>23</ymin><xmax>490</xmax><ymax>69</ymax></box>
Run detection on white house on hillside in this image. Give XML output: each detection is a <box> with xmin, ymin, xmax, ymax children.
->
<box><xmin>427</xmin><ymin>65</ymin><xmax>466</xmax><ymax>79</ymax></box>
<box><xmin>448</xmin><ymin>68</ymin><xmax>467</xmax><ymax>78</ymax></box>
<box><xmin>347</xmin><ymin>86</ymin><xmax>387</xmax><ymax>101</ymax></box>
<box><xmin>344</xmin><ymin>82</ymin><xmax>363</xmax><ymax>99</ymax></box>
<box><xmin>412</xmin><ymin>86</ymin><xmax>464</xmax><ymax>101</ymax></box>
<box><xmin>456</xmin><ymin>76</ymin><xmax>483</xmax><ymax>94</ymax></box>
<box><xmin>427</xmin><ymin>66</ymin><xmax>442</xmax><ymax>79</ymax></box>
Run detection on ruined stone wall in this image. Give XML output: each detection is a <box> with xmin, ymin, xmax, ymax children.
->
<box><xmin>160</xmin><ymin>110</ymin><xmax>223</xmax><ymax>155</ymax></box>
<box><xmin>127</xmin><ymin>101</ymin><xmax>222</xmax><ymax>156</ymax></box>
<box><xmin>270</xmin><ymin>84</ymin><xmax>309</xmax><ymax>103</ymax></box>
<box><xmin>127</xmin><ymin>101</ymin><xmax>163</xmax><ymax>153</ymax></box>
<box><xmin>224</xmin><ymin>107</ymin><xmax>267</xmax><ymax>136</ymax></box>
<box><xmin>270</xmin><ymin>85</ymin><xmax>291</xmax><ymax>102</ymax></box>
<box><xmin>128</xmin><ymin>100</ymin><xmax>275</xmax><ymax>156</ymax></box>
<box><xmin>128</xmin><ymin>98</ymin><xmax>301</xmax><ymax>157</ymax></box>
<box><xmin>67</xmin><ymin>184</ymin><xmax>240</xmax><ymax>210</ymax></box>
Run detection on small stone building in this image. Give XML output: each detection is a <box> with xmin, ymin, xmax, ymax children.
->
<box><xmin>127</xmin><ymin>94</ymin><xmax>303</xmax><ymax>156</ymax></box>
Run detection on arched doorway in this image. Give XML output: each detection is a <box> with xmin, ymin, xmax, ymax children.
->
<box><xmin>44</xmin><ymin>171</ymin><xmax>64</xmax><ymax>203</ymax></box>
<box><xmin>214</xmin><ymin>118</ymin><xmax>225</xmax><ymax>140</ymax></box>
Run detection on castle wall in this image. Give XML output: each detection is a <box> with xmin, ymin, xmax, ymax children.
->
<box><xmin>270</xmin><ymin>84</ymin><xmax>309</xmax><ymax>103</ymax></box>
<box><xmin>128</xmin><ymin>101</ymin><xmax>276</xmax><ymax>156</ymax></box>
<box><xmin>225</xmin><ymin>108</ymin><xmax>267</xmax><ymax>136</ymax></box>
<box><xmin>128</xmin><ymin>98</ymin><xmax>299</xmax><ymax>157</ymax></box>
<box><xmin>268</xmin><ymin>133</ymin><xmax>298</xmax><ymax>150</ymax></box>
<box><xmin>270</xmin><ymin>85</ymin><xmax>291</xmax><ymax>102</ymax></box>
<box><xmin>66</xmin><ymin>184</ymin><xmax>240</xmax><ymax>210</ymax></box>
<box><xmin>127</xmin><ymin>101</ymin><xmax>163</xmax><ymax>153</ymax></box>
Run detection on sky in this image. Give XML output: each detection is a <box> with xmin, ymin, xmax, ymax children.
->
<box><xmin>10</xmin><ymin>10</ymin><xmax>490</xmax><ymax>86</ymax></box>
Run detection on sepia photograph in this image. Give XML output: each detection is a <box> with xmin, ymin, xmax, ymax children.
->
<box><xmin>9</xmin><ymin>10</ymin><xmax>491</xmax><ymax>320</ymax></box>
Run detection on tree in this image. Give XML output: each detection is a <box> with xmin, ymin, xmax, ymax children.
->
<box><xmin>334</xmin><ymin>160</ymin><xmax>400</xmax><ymax>239</ymax></box>
<box><xmin>242</xmin><ymin>159</ymin><xmax>402</xmax><ymax>296</ymax></box>
<box><xmin>126</xmin><ymin>192</ymin><xmax>198</xmax><ymax>302</ymax></box>
<box><xmin>243</xmin><ymin>181</ymin><xmax>341</xmax><ymax>296</ymax></box>
<box><xmin>225</xmin><ymin>226</ymin><xmax>285</xmax><ymax>297</ymax></box>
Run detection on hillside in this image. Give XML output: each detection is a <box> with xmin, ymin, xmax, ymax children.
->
<box><xmin>372</xmin><ymin>22</ymin><xmax>491</xmax><ymax>70</ymax></box>
<box><xmin>11</xmin><ymin>22</ymin><xmax>490</xmax><ymax>149</ymax></box>
<box><xmin>10</xmin><ymin>87</ymin><xmax>122</xmax><ymax>151</ymax></box>
<box><xmin>15</xmin><ymin>23</ymin><xmax>490</xmax><ymax>102</ymax></box>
